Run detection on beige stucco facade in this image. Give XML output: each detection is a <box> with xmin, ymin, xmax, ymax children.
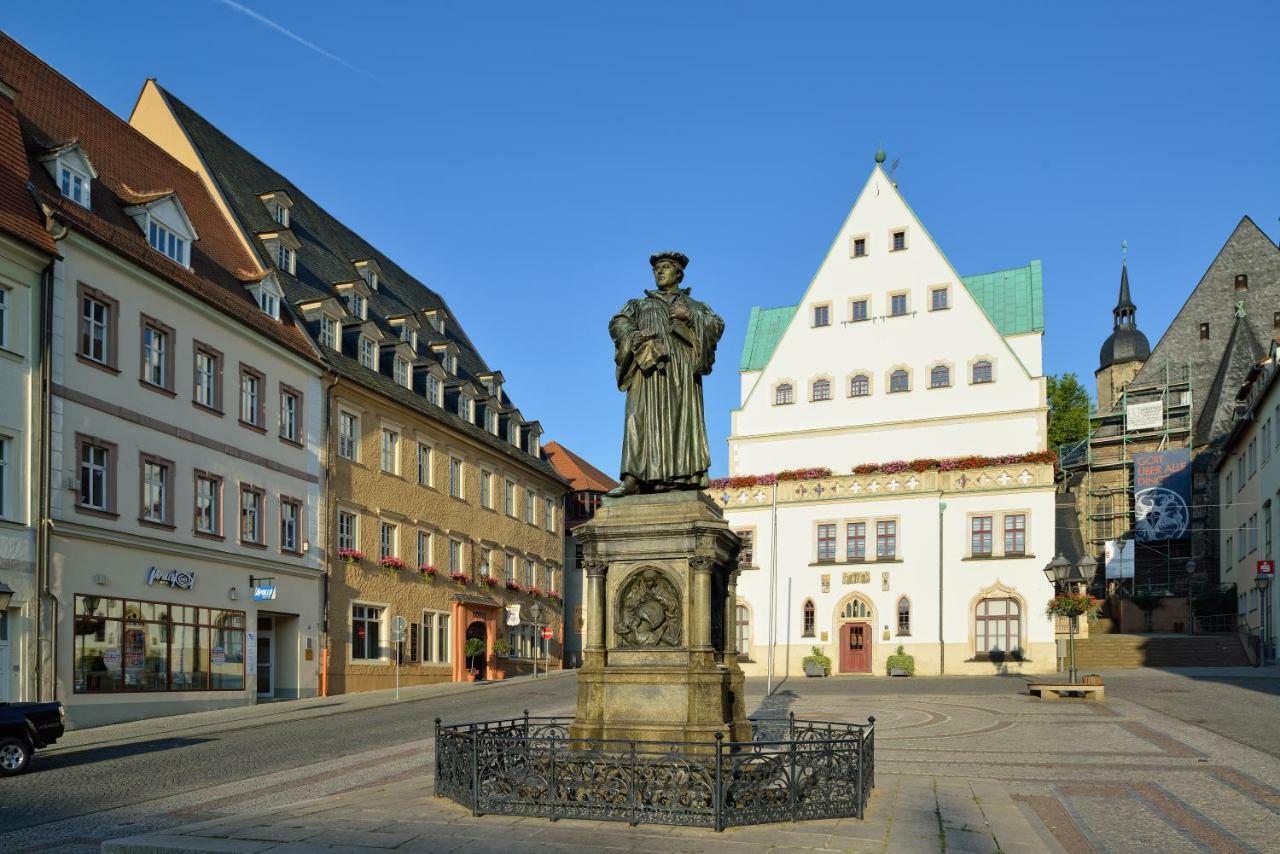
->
<box><xmin>326</xmin><ymin>378</ymin><xmax>567</xmax><ymax>693</ymax></box>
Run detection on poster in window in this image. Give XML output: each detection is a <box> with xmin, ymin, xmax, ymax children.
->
<box><xmin>1133</xmin><ymin>449</ymin><xmax>1191</xmax><ymax>541</ymax></box>
<box><xmin>123</xmin><ymin>627</ymin><xmax>145</xmax><ymax>687</ymax></box>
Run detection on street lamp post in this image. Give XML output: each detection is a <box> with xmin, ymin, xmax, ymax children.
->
<box><xmin>529</xmin><ymin>601</ymin><xmax>543</xmax><ymax>678</ymax></box>
<box><xmin>1257</xmin><ymin>573</ymin><xmax>1272</xmax><ymax>667</ymax></box>
<box><xmin>1043</xmin><ymin>553</ymin><xmax>1092</xmax><ymax>684</ymax></box>
<box><xmin>1185</xmin><ymin>558</ymin><xmax>1197</xmax><ymax>637</ymax></box>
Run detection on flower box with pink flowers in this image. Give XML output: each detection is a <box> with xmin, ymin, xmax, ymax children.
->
<box><xmin>378</xmin><ymin>556</ymin><xmax>406</xmax><ymax>573</ymax></box>
<box><xmin>420</xmin><ymin>564</ymin><xmax>438</xmax><ymax>579</ymax></box>
<box><xmin>450</xmin><ymin>571</ymin><xmax>469</xmax><ymax>585</ymax></box>
<box><xmin>338</xmin><ymin>548</ymin><xmax>365</xmax><ymax>565</ymax></box>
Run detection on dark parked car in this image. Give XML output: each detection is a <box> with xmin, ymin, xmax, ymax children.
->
<box><xmin>0</xmin><ymin>701</ymin><xmax>65</xmax><ymax>775</ymax></box>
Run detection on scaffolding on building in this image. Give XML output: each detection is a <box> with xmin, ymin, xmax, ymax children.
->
<box><xmin>1060</xmin><ymin>363</ymin><xmax>1194</xmax><ymax>596</ymax></box>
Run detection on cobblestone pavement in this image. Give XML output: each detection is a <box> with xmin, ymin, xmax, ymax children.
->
<box><xmin>12</xmin><ymin>668</ymin><xmax>1280</xmax><ymax>853</ymax></box>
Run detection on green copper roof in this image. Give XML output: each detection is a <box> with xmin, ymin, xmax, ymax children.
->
<box><xmin>739</xmin><ymin>304</ymin><xmax>798</xmax><ymax>371</ymax></box>
<box><xmin>961</xmin><ymin>260</ymin><xmax>1045</xmax><ymax>337</ymax></box>
<box><xmin>737</xmin><ymin>261</ymin><xmax>1043</xmax><ymax>371</ymax></box>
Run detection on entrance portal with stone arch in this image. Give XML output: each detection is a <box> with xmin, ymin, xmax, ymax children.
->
<box><xmin>834</xmin><ymin>594</ymin><xmax>876</xmax><ymax>674</ymax></box>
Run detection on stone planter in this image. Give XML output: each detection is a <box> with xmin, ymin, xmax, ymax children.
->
<box><xmin>803</xmin><ymin>661</ymin><xmax>827</xmax><ymax>678</ymax></box>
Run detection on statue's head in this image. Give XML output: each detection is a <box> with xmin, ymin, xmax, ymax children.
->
<box><xmin>649</xmin><ymin>251</ymin><xmax>688</xmax><ymax>291</ymax></box>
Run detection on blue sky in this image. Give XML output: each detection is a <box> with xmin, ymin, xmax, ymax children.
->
<box><xmin>6</xmin><ymin>2</ymin><xmax>1277</xmax><ymax>477</ymax></box>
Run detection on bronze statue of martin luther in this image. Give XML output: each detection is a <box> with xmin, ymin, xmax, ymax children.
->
<box><xmin>607</xmin><ymin>252</ymin><xmax>725</xmax><ymax>497</ymax></box>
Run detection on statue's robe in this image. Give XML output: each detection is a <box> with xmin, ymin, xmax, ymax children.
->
<box><xmin>609</xmin><ymin>287</ymin><xmax>724</xmax><ymax>489</ymax></box>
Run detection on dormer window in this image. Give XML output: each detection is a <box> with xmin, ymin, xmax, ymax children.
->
<box><xmin>359</xmin><ymin>336</ymin><xmax>376</xmax><ymax>369</ymax></box>
<box><xmin>148</xmin><ymin>219</ymin><xmax>188</xmax><ymax>266</ymax></box>
<box><xmin>276</xmin><ymin>243</ymin><xmax>295</xmax><ymax>274</ymax></box>
<box><xmin>259</xmin><ymin>191</ymin><xmax>294</xmax><ymax>229</ymax></box>
<box><xmin>60</xmin><ymin>166</ymin><xmax>88</xmax><ymax>206</ymax></box>
<box><xmin>394</xmin><ymin>357</ymin><xmax>410</xmax><ymax>388</ymax></box>
<box><xmin>248</xmin><ymin>274</ymin><xmax>284</xmax><ymax>322</ymax></box>
<box><xmin>457</xmin><ymin>394</ymin><xmax>473</xmax><ymax>422</ymax></box>
<box><xmin>400</xmin><ymin>326</ymin><xmax>417</xmax><ymax>350</ymax></box>
<box><xmin>446</xmin><ymin>353</ymin><xmax>457</xmax><ymax>375</ymax></box>
<box><xmin>355</xmin><ymin>259</ymin><xmax>382</xmax><ymax>292</ymax></box>
<box><xmin>349</xmin><ymin>292</ymin><xmax>367</xmax><ymax>320</ymax></box>
<box><xmin>41</xmin><ymin>143</ymin><xmax>96</xmax><ymax>210</ymax></box>
<box><xmin>424</xmin><ymin>308</ymin><xmax>447</xmax><ymax>336</ymax></box>
<box><xmin>427</xmin><ymin>374</ymin><xmax>442</xmax><ymax>406</ymax></box>
<box><xmin>507</xmin><ymin>421</ymin><xmax>520</xmax><ymax>446</ymax></box>
<box><xmin>318</xmin><ymin>316</ymin><xmax>337</xmax><ymax>349</ymax></box>
<box><xmin>259</xmin><ymin>229</ymin><xmax>300</xmax><ymax>277</ymax></box>
<box><xmin>487</xmin><ymin>408</ymin><xmax>499</xmax><ymax>435</ymax></box>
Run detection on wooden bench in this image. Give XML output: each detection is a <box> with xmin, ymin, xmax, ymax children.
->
<box><xmin>1027</xmin><ymin>682</ymin><xmax>1105</xmax><ymax>702</ymax></box>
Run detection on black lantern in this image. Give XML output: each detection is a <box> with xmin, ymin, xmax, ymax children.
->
<box><xmin>1042</xmin><ymin>554</ymin><xmax>1071</xmax><ymax>589</ymax></box>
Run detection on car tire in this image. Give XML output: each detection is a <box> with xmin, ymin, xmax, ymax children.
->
<box><xmin>0</xmin><ymin>736</ymin><xmax>31</xmax><ymax>776</ymax></box>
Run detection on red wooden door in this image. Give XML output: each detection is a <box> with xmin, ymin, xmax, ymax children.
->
<box><xmin>840</xmin><ymin>622</ymin><xmax>871</xmax><ymax>673</ymax></box>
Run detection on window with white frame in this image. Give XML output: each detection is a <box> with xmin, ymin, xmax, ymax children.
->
<box><xmin>141</xmin><ymin>457</ymin><xmax>169</xmax><ymax>524</ymax></box>
<box><xmin>972</xmin><ymin>360</ymin><xmax>993</xmax><ymax>384</ymax></box>
<box><xmin>394</xmin><ymin>357</ymin><xmax>409</xmax><ymax>388</ymax></box>
<box><xmin>504</xmin><ymin>479</ymin><xmax>516</xmax><ymax>516</ymax></box>
<box><xmin>774</xmin><ymin>383</ymin><xmax>794</xmax><ymax>405</ymax></box>
<box><xmin>1003</xmin><ymin>514</ymin><xmax>1026</xmax><ymax>555</ymax></box>
<box><xmin>449</xmin><ymin>457</ymin><xmax>463</xmax><ymax>498</ymax></box>
<box><xmin>811</xmin><ymin>378</ymin><xmax>831</xmax><ymax>402</ymax></box>
<box><xmin>59</xmin><ymin>164</ymin><xmax>89</xmax><ymax>206</ymax></box>
<box><xmin>889</xmin><ymin>293</ymin><xmax>908</xmax><ymax>316</ymax></box>
<box><xmin>449</xmin><ymin>539</ymin><xmax>462</xmax><ymax>572</ymax></box>
<box><xmin>195</xmin><ymin>473</ymin><xmax>221</xmax><ymax>535</ymax></box>
<box><xmin>971</xmin><ymin>516</ymin><xmax>993</xmax><ymax>556</ymax></box>
<box><xmin>846</xmin><ymin>522</ymin><xmax>866</xmax><ymax>560</ymax></box>
<box><xmin>240</xmin><ymin>368</ymin><xmax>262</xmax><ymax>427</ymax></box>
<box><xmin>0</xmin><ymin>435</ymin><xmax>10</xmax><ymax>518</ymax></box>
<box><xmin>141</xmin><ymin>322</ymin><xmax>167</xmax><ymax>388</ymax></box>
<box><xmin>0</xmin><ymin>287</ymin><xmax>7</xmax><ymax>350</ymax></box>
<box><xmin>544</xmin><ymin>496</ymin><xmax>555</xmax><ymax>531</ymax></box>
<box><xmin>975</xmin><ymin>597</ymin><xmax>1021</xmax><ymax>656</ymax></box>
<box><xmin>480</xmin><ymin>547</ymin><xmax>491</xmax><ymax>577</ymax></box>
<box><xmin>240</xmin><ymin>486</ymin><xmax>263</xmax><ymax>545</ymax></box>
<box><xmin>319</xmin><ymin>316</ymin><xmax>337</xmax><ymax>349</ymax></box>
<box><xmin>359</xmin><ymin>336</ymin><xmax>376</xmax><ymax>369</ymax></box>
<box><xmin>889</xmin><ymin>370</ymin><xmax>909</xmax><ymax>393</ymax></box>
<box><xmin>349</xmin><ymin>292</ymin><xmax>367</xmax><ymax>320</ymax></box>
<box><xmin>280</xmin><ymin>387</ymin><xmax>300</xmax><ymax>443</ymax></box>
<box><xmin>272</xmin><ymin>202</ymin><xmax>288</xmax><ymax>226</ymax></box>
<box><xmin>417</xmin><ymin>443</ymin><xmax>432</xmax><ymax>486</ymax></box>
<box><xmin>487</xmin><ymin>408</ymin><xmax>499</xmax><ymax>435</ymax></box>
<box><xmin>524</xmin><ymin>488</ymin><xmax>535</xmax><ymax>524</ymax></box>
<box><xmin>481</xmin><ymin>470</ymin><xmax>492</xmax><ymax>508</ymax></box>
<box><xmin>850</xmin><ymin>298</ymin><xmax>869</xmax><ymax>322</ymax></box>
<box><xmin>876</xmin><ymin>520</ymin><xmax>897</xmax><ymax>558</ymax></box>
<box><xmin>80</xmin><ymin>441</ymin><xmax>110</xmax><ymax>511</ymax></box>
<box><xmin>280</xmin><ymin>499</ymin><xmax>300</xmax><ymax>552</ymax></box>
<box><xmin>380</xmin><ymin>521</ymin><xmax>397</xmax><ymax>560</ymax></box>
<box><xmin>148</xmin><ymin>218</ymin><xmax>187</xmax><ymax>266</ymax></box>
<box><xmin>850</xmin><ymin>374</ymin><xmax>870</xmax><ymax>397</ymax></box>
<box><xmin>524</xmin><ymin>558</ymin><xmax>536</xmax><ymax>588</ymax></box>
<box><xmin>422</xmin><ymin>610</ymin><xmax>451</xmax><ymax>664</ymax></box>
<box><xmin>505</xmin><ymin>553</ymin><xmax>517</xmax><ymax>583</ymax></box>
<box><xmin>929</xmin><ymin>365</ymin><xmax>950</xmax><ymax>388</ymax></box>
<box><xmin>81</xmin><ymin>293</ymin><xmax>111</xmax><ymax>364</ymax></box>
<box><xmin>338</xmin><ymin>412</ymin><xmax>359</xmax><ymax>461</ymax></box>
<box><xmin>276</xmin><ymin>242</ymin><xmax>294</xmax><ymax>274</ymax></box>
<box><xmin>400</xmin><ymin>325</ymin><xmax>417</xmax><ymax>350</ymax></box>
<box><xmin>337</xmin><ymin>510</ymin><xmax>357</xmax><ymax>551</ymax></box>
<box><xmin>381</xmin><ymin>427</ymin><xmax>399</xmax><ymax>474</ymax></box>
<box><xmin>194</xmin><ymin>346</ymin><xmax>219</xmax><ymax>409</ymax></box>
<box><xmin>812</xmin><ymin>304</ymin><xmax>830</xmax><ymax>327</ymax></box>
<box><xmin>427</xmin><ymin>375</ymin><xmax>442</xmax><ymax>407</ymax></box>
<box><xmin>351</xmin><ymin>604</ymin><xmax>383</xmax><ymax>660</ymax></box>
<box><xmin>417</xmin><ymin>530</ymin><xmax>432</xmax><ymax>567</ymax></box>
<box><xmin>930</xmin><ymin>287</ymin><xmax>949</xmax><ymax>310</ymax></box>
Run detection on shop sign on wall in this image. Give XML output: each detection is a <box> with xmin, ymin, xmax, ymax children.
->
<box><xmin>146</xmin><ymin>566</ymin><xmax>195</xmax><ymax>589</ymax></box>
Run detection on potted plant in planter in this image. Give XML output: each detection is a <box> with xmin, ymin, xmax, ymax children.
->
<box><xmin>527</xmin><ymin>586</ymin><xmax>543</xmax><ymax>599</ymax></box>
<box><xmin>1045</xmin><ymin>591</ymin><xmax>1103</xmax><ymax>619</ymax></box>
<box><xmin>463</xmin><ymin>637</ymin><xmax>486</xmax><ymax>681</ymax></box>
<box><xmin>419</xmin><ymin>564</ymin><xmax>438</xmax><ymax>580</ymax></box>
<box><xmin>802</xmin><ymin>645</ymin><xmax>831</xmax><ymax>677</ymax></box>
<box><xmin>886</xmin><ymin>645</ymin><xmax>915</xmax><ymax>676</ymax></box>
<box><xmin>378</xmin><ymin>555</ymin><xmax>406</xmax><ymax>576</ymax></box>
<box><xmin>491</xmin><ymin>636</ymin><xmax>510</xmax><ymax>680</ymax></box>
<box><xmin>505</xmin><ymin>579</ymin><xmax>522</xmax><ymax>593</ymax></box>
<box><xmin>479</xmin><ymin>575</ymin><xmax>499</xmax><ymax>589</ymax></box>
<box><xmin>548</xmin><ymin>590</ymin><xmax>563</xmax><ymax>605</ymax></box>
<box><xmin>338</xmin><ymin>548</ymin><xmax>365</xmax><ymax>566</ymax></box>
<box><xmin>450</xmin><ymin>571</ymin><xmax>469</xmax><ymax>586</ymax></box>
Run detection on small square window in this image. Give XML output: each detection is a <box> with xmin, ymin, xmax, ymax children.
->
<box><xmin>812</xmin><ymin>304</ymin><xmax>830</xmax><ymax>328</ymax></box>
<box><xmin>850</xmin><ymin>299</ymin><xmax>869</xmax><ymax>322</ymax></box>
<box><xmin>890</xmin><ymin>294</ymin><xmax>908</xmax><ymax>316</ymax></box>
<box><xmin>930</xmin><ymin>288</ymin><xmax>948</xmax><ymax>311</ymax></box>
<box><xmin>892</xmin><ymin>231</ymin><xmax>906</xmax><ymax>251</ymax></box>
<box><xmin>852</xmin><ymin>237</ymin><xmax>867</xmax><ymax>258</ymax></box>
<box><xmin>1199</xmin><ymin>323</ymin><xmax>1210</xmax><ymax>341</ymax></box>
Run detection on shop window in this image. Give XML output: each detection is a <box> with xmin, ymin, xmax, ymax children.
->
<box><xmin>352</xmin><ymin>604</ymin><xmax>384</xmax><ymax>661</ymax></box>
<box><xmin>73</xmin><ymin>594</ymin><xmax>245</xmax><ymax>692</ymax></box>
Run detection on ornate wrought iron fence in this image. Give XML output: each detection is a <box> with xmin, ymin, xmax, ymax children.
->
<box><xmin>434</xmin><ymin>711</ymin><xmax>875</xmax><ymax>831</ymax></box>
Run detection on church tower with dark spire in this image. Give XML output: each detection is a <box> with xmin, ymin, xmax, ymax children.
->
<box><xmin>1095</xmin><ymin>245</ymin><xmax>1151</xmax><ymax>414</ymax></box>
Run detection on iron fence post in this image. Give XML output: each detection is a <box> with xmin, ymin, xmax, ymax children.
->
<box><xmin>627</xmin><ymin>740</ymin><xmax>638</xmax><ymax>826</ymax></box>
<box><xmin>714</xmin><ymin>731</ymin><xmax>724</xmax><ymax>832</ymax></box>
<box><xmin>789</xmin><ymin>737</ymin><xmax>799</xmax><ymax>822</ymax></box>
<box><xmin>854</xmin><ymin>730</ymin><xmax>863</xmax><ymax>820</ymax></box>
<box><xmin>470</xmin><ymin>729</ymin><xmax>481</xmax><ymax>817</ymax></box>
<box><xmin>433</xmin><ymin>718</ymin><xmax>442</xmax><ymax>798</ymax></box>
<box><xmin>789</xmin><ymin>710</ymin><xmax>796</xmax><ymax>741</ymax></box>
<box><xmin>868</xmin><ymin>716</ymin><xmax>876</xmax><ymax>791</ymax></box>
<box><xmin>548</xmin><ymin>734</ymin><xmax>558</xmax><ymax>822</ymax></box>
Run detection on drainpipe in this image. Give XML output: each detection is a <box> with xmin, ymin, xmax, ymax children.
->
<box><xmin>320</xmin><ymin>371</ymin><xmax>338</xmax><ymax>696</ymax></box>
<box><xmin>766</xmin><ymin>481</ymin><xmax>778</xmax><ymax>694</ymax></box>
<box><xmin>938</xmin><ymin>501</ymin><xmax>947</xmax><ymax>675</ymax></box>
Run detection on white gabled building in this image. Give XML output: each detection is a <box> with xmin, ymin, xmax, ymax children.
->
<box><xmin>717</xmin><ymin>154</ymin><xmax>1057</xmax><ymax>676</ymax></box>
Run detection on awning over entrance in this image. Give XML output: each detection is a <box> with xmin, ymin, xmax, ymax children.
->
<box><xmin>452</xmin><ymin>592</ymin><xmax>501</xmax><ymax>608</ymax></box>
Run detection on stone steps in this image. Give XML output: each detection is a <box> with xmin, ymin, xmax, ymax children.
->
<box><xmin>1071</xmin><ymin>633</ymin><xmax>1249</xmax><ymax>668</ymax></box>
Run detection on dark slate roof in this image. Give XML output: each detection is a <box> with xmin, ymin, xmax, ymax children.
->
<box><xmin>157</xmin><ymin>86</ymin><xmax>513</xmax><ymax>406</ymax></box>
<box><xmin>1132</xmin><ymin>216</ymin><xmax>1280</xmax><ymax>445</ymax></box>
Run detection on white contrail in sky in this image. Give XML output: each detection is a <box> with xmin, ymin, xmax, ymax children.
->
<box><xmin>215</xmin><ymin>0</ymin><xmax>369</xmax><ymax>76</ymax></box>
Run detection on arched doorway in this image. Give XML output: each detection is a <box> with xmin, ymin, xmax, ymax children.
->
<box><xmin>836</xmin><ymin>596</ymin><xmax>874</xmax><ymax>674</ymax></box>
<box><xmin>465</xmin><ymin>620</ymin><xmax>488</xmax><ymax>680</ymax></box>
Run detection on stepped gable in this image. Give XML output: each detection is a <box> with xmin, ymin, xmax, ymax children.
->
<box><xmin>0</xmin><ymin>34</ymin><xmax>315</xmax><ymax>359</ymax></box>
<box><xmin>1133</xmin><ymin>216</ymin><xmax>1280</xmax><ymax>444</ymax></box>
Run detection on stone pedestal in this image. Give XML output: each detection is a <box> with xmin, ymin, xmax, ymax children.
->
<box><xmin>570</xmin><ymin>490</ymin><xmax>750</xmax><ymax>745</ymax></box>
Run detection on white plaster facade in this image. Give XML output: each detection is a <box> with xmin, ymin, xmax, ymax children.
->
<box><xmin>47</xmin><ymin>228</ymin><xmax>326</xmax><ymax>728</ymax></box>
<box><xmin>0</xmin><ymin>230</ymin><xmax>49</xmax><ymax>703</ymax></box>
<box><xmin>721</xmin><ymin>161</ymin><xmax>1057</xmax><ymax>676</ymax></box>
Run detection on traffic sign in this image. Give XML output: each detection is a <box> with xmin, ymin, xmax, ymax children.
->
<box><xmin>391</xmin><ymin>616</ymin><xmax>407</xmax><ymax>642</ymax></box>
<box><xmin>1259</xmin><ymin>560</ymin><xmax>1276</xmax><ymax>579</ymax></box>
<box><xmin>541</xmin><ymin>626</ymin><xmax>553</xmax><ymax>640</ymax></box>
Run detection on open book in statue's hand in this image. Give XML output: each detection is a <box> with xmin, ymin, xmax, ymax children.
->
<box><xmin>633</xmin><ymin>331</ymin><xmax>669</xmax><ymax>374</ymax></box>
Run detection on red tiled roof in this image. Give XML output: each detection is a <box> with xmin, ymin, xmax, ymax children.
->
<box><xmin>543</xmin><ymin>441</ymin><xmax>618</xmax><ymax>492</ymax></box>
<box><xmin>0</xmin><ymin>34</ymin><xmax>316</xmax><ymax>360</ymax></box>
<box><xmin>0</xmin><ymin>88</ymin><xmax>54</xmax><ymax>256</ymax></box>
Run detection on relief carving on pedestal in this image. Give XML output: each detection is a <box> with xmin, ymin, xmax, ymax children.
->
<box><xmin>615</xmin><ymin>568</ymin><xmax>682</xmax><ymax>648</ymax></box>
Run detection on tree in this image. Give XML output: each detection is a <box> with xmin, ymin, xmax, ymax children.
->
<box><xmin>1047</xmin><ymin>373</ymin><xmax>1092</xmax><ymax>450</ymax></box>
